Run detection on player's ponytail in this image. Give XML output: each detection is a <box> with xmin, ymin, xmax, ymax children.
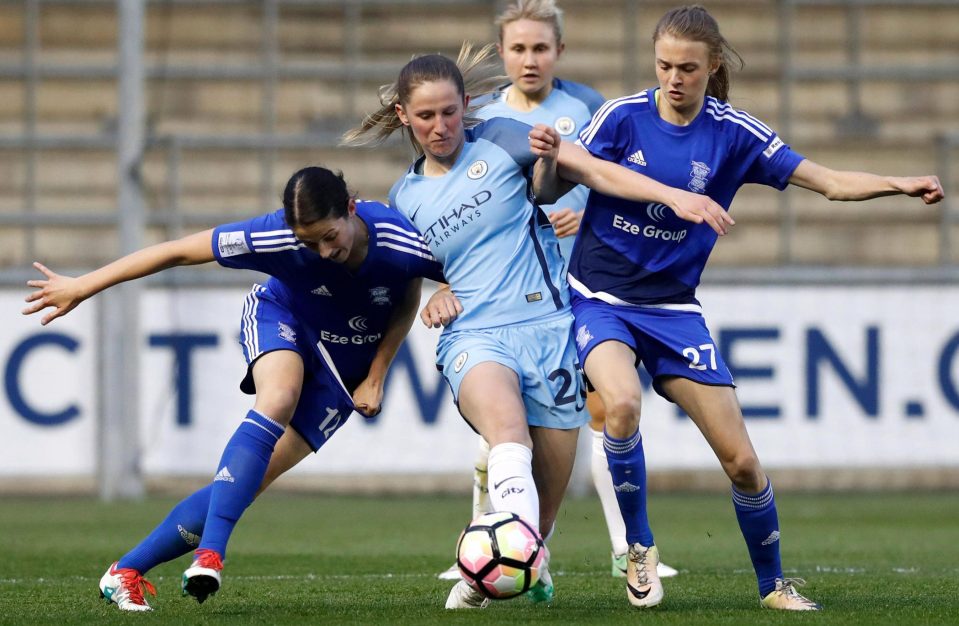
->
<box><xmin>653</xmin><ymin>5</ymin><xmax>743</xmax><ymax>103</ymax></box>
<box><xmin>342</xmin><ymin>41</ymin><xmax>502</xmax><ymax>154</ymax></box>
<box><xmin>282</xmin><ymin>166</ymin><xmax>351</xmax><ymax>227</ymax></box>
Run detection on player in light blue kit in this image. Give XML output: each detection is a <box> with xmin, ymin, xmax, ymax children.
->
<box><xmin>345</xmin><ymin>43</ymin><xmax>725</xmax><ymax>609</ymax></box>
<box><xmin>546</xmin><ymin>5</ymin><xmax>944</xmax><ymax>611</ymax></box>
<box><xmin>440</xmin><ymin>0</ymin><xmax>678</xmax><ymax>584</ymax></box>
<box><xmin>23</xmin><ymin>167</ymin><xmax>444</xmax><ymax>611</ymax></box>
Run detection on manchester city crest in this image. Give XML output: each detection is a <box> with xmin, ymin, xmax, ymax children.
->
<box><xmin>467</xmin><ymin>160</ymin><xmax>489</xmax><ymax>179</ymax></box>
<box><xmin>554</xmin><ymin>116</ymin><xmax>576</xmax><ymax>136</ymax></box>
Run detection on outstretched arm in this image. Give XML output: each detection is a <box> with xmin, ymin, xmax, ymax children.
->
<box><xmin>352</xmin><ymin>277</ymin><xmax>424</xmax><ymax>417</ymax></box>
<box><xmin>22</xmin><ymin>228</ymin><xmax>215</xmax><ymax>325</ymax></box>
<box><xmin>529</xmin><ymin>124</ymin><xmax>735</xmax><ymax>236</ymax></box>
<box><xmin>789</xmin><ymin>159</ymin><xmax>944</xmax><ymax>204</ymax></box>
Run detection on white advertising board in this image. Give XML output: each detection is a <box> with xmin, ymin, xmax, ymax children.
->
<box><xmin>2</xmin><ymin>285</ymin><xmax>957</xmax><ymax>477</ymax></box>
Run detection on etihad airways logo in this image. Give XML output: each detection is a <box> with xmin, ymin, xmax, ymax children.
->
<box><xmin>422</xmin><ymin>190</ymin><xmax>492</xmax><ymax>246</ymax></box>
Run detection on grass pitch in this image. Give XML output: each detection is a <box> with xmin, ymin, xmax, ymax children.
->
<box><xmin>0</xmin><ymin>491</ymin><xmax>957</xmax><ymax>625</ymax></box>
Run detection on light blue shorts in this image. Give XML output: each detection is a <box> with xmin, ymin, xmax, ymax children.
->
<box><xmin>436</xmin><ymin>311</ymin><xmax>588</xmax><ymax>430</ymax></box>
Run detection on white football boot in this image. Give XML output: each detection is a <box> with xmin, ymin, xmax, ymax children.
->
<box><xmin>98</xmin><ymin>562</ymin><xmax>155</xmax><ymax>612</ymax></box>
<box><xmin>625</xmin><ymin>543</ymin><xmax>664</xmax><ymax>608</ymax></box>
<box><xmin>612</xmin><ymin>551</ymin><xmax>679</xmax><ymax>578</ymax></box>
<box><xmin>444</xmin><ymin>580</ymin><xmax>490</xmax><ymax>609</ymax></box>
<box><xmin>181</xmin><ymin>548</ymin><xmax>224</xmax><ymax>604</ymax></box>
<box><xmin>760</xmin><ymin>578</ymin><xmax>821</xmax><ymax>610</ymax></box>
<box><xmin>437</xmin><ymin>562</ymin><xmax>461</xmax><ymax>580</ymax></box>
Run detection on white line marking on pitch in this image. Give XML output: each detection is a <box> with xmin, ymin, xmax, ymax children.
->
<box><xmin>0</xmin><ymin>566</ymin><xmax>940</xmax><ymax>585</ymax></box>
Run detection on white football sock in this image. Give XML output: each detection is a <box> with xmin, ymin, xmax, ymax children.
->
<box><xmin>472</xmin><ymin>436</ymin><xmax>491</xmax><ymax>519</ymax></box>
<box><xmin>487</xmin><ymin>442</ymin><xmax>539</xmax><ymax>531</ymax></box>
<box><xmin>591</xmin><ymin>427</ymin><xmax>629</xmax><ymax>556</ymax></box>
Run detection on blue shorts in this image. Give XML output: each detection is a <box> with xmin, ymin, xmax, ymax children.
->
<box><xmin>238</xmin><ymin>284</ymin><xmax>355</xmax><ymax>452</ymax></box>
<box><xmin>436</xmin><ymin>311</ymin><xmax>587</xmax><ymax>430</ymax></box>
<box><xmin>571</xmin><ymin>294</ymin><xmax>734</xmax><ymax>403</ymax></box>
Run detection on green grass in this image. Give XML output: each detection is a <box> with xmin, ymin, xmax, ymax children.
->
<box><xmin>1</xmin><ymin>492</ymin><xmax>957</xmax><ymax>625</ymax></box>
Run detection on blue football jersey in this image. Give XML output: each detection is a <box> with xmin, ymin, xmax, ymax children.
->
<box><xmin>389</xmin><ymin>117</ymin><xmax>568</xmax><ymax>331</ymax></box>
<box><xmin>571</xmin><ymin>89</ymin><xmax>805</xmax><ymax>307</ymax></box>
<box><xmin>212</xmin><ymin>201</ymin><xmax>444</xmax><ymax>388</ymax></box>
<box><xmin>477</xmin><ymin>78</ymin><xmax>604</xmax><ymax>271</ymax></box>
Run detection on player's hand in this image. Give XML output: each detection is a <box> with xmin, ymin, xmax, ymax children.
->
<box><xmin>897</xmin><ymin>175</ymin><xmax>944</xmax><ymax>205</ymax></box>
<box><xmin>528</xmin><ymin>124</ymin><xmax>561</xmax><ymax>162</ymax></box>
<box><xmin>22</xmin><ymin>262</ymin><xmax>86</xmax><ymax>325</ymax></box>
<box><xmin>549</xmin><ymin>207</ymin><xmax>582</xmax><ymax>239</ymax></box>
<box><xmin>420</xmin><ymin>285</ymin><xmax>463</xmax><ymax>328</ymax></box>
<box><xmin>352</xmin><ymin>378</ymin><xmax>384</xmax><ymax>418</ymax></box>
<box><xmin>665</xmin><ymin>189</ymin><xmax>735</xmax><ymax>236</ymax></box>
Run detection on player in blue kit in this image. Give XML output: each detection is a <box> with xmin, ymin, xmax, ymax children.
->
<box><xmin>345</xmin><ymin>43</ymin><xmax>726</xmax><ymax>609</ymax></box>
<box><xmin>22</xmin><ymin>166</ymin><xmax>444</xmax><ymax>611</ymax></box>
<box><xmin>534</xmin><ymin>5</ymin><xmax>944</xmax><ymax>611</ymax></box>
<box><xmin>439</xmin><ymin>0</ymin><xmax>678</xmax><ymax>583</ymax></box>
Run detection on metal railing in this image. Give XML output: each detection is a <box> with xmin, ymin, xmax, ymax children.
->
<box><xmin>775</xmin><ymin>0</ymin><xmax>958</xmax><ymax>263</ymax></box>
<box><xmin>0</xmin><ymin>0</ymin><xmax>956</xmax><ymax>283</ymax></box>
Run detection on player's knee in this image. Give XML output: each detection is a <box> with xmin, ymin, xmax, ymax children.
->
<box><xmin>602</xmin><ymin>395</ymin><xmax>641</xmax><ymax>430</ymax></box>
<box><xmin>253</xmin><ymin>385</ymin><xmax>300</xmax><ymax>424</ymax></box>
<box><xmin>724</xmin><ymin>454</ymin><xmax>763</xmax><ymax>491</ymax></box>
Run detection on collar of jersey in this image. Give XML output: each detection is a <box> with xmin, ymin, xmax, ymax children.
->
<box><xmin>408</xmin><ymin>138</ymin><xmax>474</xmax><ymax>179</ymax></box>
<box><xmin>650</xmin><ymin>88</ymin><xmax>708</xmax><ymax>136</ymax></box>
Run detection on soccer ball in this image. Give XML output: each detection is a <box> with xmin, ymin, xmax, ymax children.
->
<box><xmin>455</xmin><ymin>511</ymin><xmax>545</xmax><ymax>599</ymax></box>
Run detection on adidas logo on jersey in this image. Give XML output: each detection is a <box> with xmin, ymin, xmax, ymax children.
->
<box><xmin>628</xmin><ymin>150</ymin><xmax>647</xmax><ymax>166</ymax></box>
<box><xmin>311</xmin><ymin>285</ymin><xmax>332</xmax><ymax>296</ymax></box>
<box><xmin>214</xmin><ymin>466</ymin><xmax>235</xmax><ymax>483</ymax></box>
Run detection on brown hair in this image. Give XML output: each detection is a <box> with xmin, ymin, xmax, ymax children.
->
<box><xmin>342</xmin><ymin>42</ymin><xmax>503</xmax><ymax>154</ymax></box>
<box><xmin>495</xmin><ymin>0</ymin><xmax>564</xmax><ymax>46</ymax></box>
<box><xmin>282</xmin><ymin>166</ymin><xmax>351</xmax><ymax>226</ymax></box>
<box><xmin>653</xmin><ymin>5</ymin><xmax>743</xmax><ymax>102</ymax></box>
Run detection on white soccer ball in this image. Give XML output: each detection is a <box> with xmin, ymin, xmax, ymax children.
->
<box><xmin>455</xmin><ymin>511</ymin><xmax>545</xmax><ymax>599</ymax></box>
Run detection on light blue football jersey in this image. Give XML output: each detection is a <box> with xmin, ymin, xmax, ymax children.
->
<box><xmin>212</xmin><ymin>201</ymin><xmax>444</xmax><ymax>388</ymax></box>
<box><xmin>476</xmin><ymin>79</ymin><xmax>604</xmax><ymax>271</ymax></box>
<box><xmin>389</xmin><ymin>117</ymin><xmax>568</xmax><ymax>331</ymax></box>
<box><xmin>571</xmin><ymin>89</ymin><xmax>805</xmax><ymax>307</ymax></box>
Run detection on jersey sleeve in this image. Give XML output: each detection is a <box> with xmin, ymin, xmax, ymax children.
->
<box><xmin>743</xmin><ymin>132</ymin><xmax>806</xmax><ymax>190</ymax></box>
<box><xmin>212</xmin><ymin>209</ymin><xmax>296</xmax><ymax>274</ymax></box>
<box><xmin>408</xmin><ymin>250</ymin><xmax>446</xmax><ymax>283</ymax></box>
<box><xmin>471</xmin><ymin>118</ymin><xmax>537</xmax><ymax>169</ymax></box>
<box><xmin>367</xmin><ymin>202</ymin><xmax>446</xmax><ymax>283</ymax></box>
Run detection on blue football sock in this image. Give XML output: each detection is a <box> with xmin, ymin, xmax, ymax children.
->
<box><xmin>604</xmin><ymin>428</ymin><xmax>653</xmax><ymax>547</ymax></box>
<box><xmin>117</xmin><ymin>484</ymin><xmax>212</xmax><ymax>574</ymax></box>
<box><xmin>732</xmin><ymin>479</ymin><xmax>783</xmax><ymax>597</ymax></box>
<box><xmin>198</xmin><ymin>409</ymin><xmax>284</xmax><ymax>559</ymax></box>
